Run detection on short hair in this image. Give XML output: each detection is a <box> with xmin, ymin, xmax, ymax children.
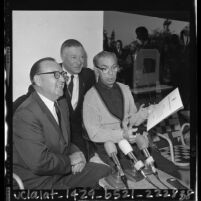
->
<box><xmin>60</xmin><ymin>39</ymin><xmax>83</xmax><ymax>55</ymax></box>
<box><xmin>29</xmin><ymin>57</ymin><xmax>55</xmax><ymax>84</ymax></box>
<box><xmin>116</xmin><ymin>40</ymin><xmax>123</xmax><ymax>49</ymax></box>
<box><xmin>135</xmin><ymin>26</ymin><xmax>149</xmax><ymax>41</ymax></box>
<box><xmin>93</xmin><ymin>51</ymin><xmax>117</xmax><ymax>67</ymax></box>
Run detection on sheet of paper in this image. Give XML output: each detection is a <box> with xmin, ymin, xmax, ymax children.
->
<box><xmin>147</xmin><ymin>88</ymin><xmax>184</xmax><ymax>131</ymax></box>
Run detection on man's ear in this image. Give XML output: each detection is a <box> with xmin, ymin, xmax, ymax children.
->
<box><xmin>94</xmin><ymin>68</ymin><xmax>99</xmax><ymax>82</ymax></box>
<box><xmin>60</xmin><ymin>52</ymin><xmax>65</xmax><ymax>62</ymax></box>
<box><xmin>33</xmin><ymin>75</ymin><xmax>41</xmax><ymax>86</ymax></box>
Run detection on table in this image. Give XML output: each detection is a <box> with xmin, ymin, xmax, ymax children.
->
<box><xmin>99</xmin><ymin>169</ymin><xmax>189</xmax><ymax>189</ymax></box>
<box><xmin>131</xmin><ymin>85</ymin><xmax>173</xmax><ymax>108</ymax></box>
<box><xmin>131</xmin><ymin>84</ymin><xmax>173</xmax><ymax>95</ymax></box>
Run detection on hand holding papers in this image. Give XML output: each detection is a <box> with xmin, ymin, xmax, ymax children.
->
<box><xmin>147</xmin><ymin>88</ymin><xmax>184</xmax><ymax>131</ymax></box>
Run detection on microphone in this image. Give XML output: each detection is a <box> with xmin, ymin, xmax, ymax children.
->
<box><xmin>135</xmin><ymin>135</ymin><xmax>157</xmax><ymax>174</ymax></box>
<box><xmin>118</xmin><ymin>139</ymin><xmax>145</xmax><ymax>177</ymax></box>
<box><xmin>135</xmin><ymin>135</ymin><xmax>170</xmax><ymax>189</ymax></box>
<box><xmin>118</xmin><ymin>139</ymin><xmax>161</xmax><ymax>189</ymax></box>
<box><xmin>104</xmin><ymin>141</ymin><xmax>129</xmax><ymax>189</ymax></box>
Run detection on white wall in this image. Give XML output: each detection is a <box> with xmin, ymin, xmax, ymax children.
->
<box><xmin>104</xmin><ymin>11</ymin><xmax>189</xmax><ymax>46</ymax></box>
<box><xmin>13</xmin><ymin>11</ymin><xmax>103</xmax><ymax>101</ymax></box>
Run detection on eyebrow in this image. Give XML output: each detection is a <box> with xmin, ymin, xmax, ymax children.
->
<box><xmin>100</xmin><ymin>64</ymin><xmax>118</xmax><ymax>68</ymax></box>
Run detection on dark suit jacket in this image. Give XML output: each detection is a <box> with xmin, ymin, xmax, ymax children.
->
<box><xmin>13</xmin><ymin>85</ymin><xmax>35</xmax><ymax>114</ymax></box>
<box><xmin>13</xmin><ymin>91</ymin><xmax>79</xmax><ymax>189</ymax></box>
<box><xmin>61</xmin><ymin>66</ymin><xmax>96</xmax><ymax>158</ymax></box>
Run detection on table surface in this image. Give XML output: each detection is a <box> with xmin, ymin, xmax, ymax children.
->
<box><xmin>131</xmin><ymin>84</ymin><xmax>173</xmax><ymax>94</ymax></box>
<box><xmin>99</xmin><ymin>168</ymin><xmax>190</xmax><ymax>189</ymax></box>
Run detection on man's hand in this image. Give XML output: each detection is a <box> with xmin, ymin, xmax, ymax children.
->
<box><xmin>147</xmin><ymin>104</ymin><xmax>157</xmax><ymax>115</ymax></box>
<box><xmin>69</xmin><ymin>151</ymin><xmax>86</xmax><ymax>174</ymax></box>
<box><xmin>138</xmin><ymin>104</ymin><xmax>148</xmax><ymax>120</ymax></box>
<box><xmin>123</xmin><ymin>128</ymin><xmax>138</xmax><ymax>144</ymax></box>
<box><xmin>71</xmin><ymin>162</ymin><xmax>85</xmax><ymax>174</ymax></box>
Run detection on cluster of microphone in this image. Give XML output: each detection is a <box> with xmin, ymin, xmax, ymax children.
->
<box><xmin>104</xmin><ymin>134</ymin><xmax>169</xmax><ymax>189</ymax></box>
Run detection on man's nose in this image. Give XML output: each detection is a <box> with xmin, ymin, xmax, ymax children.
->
<box><xmin>108</xmin><ymin>68</ymin><xmax>115</xmax><ymax>75</ymax></box>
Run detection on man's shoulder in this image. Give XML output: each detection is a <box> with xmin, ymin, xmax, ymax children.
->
<box><xmin>14</xmin><ymin>92</ymin><xmax>40</xmax><ymax>114</ymax></box>
<box><xmin>84</xmin><ymin>86</ymin><xmax>96</xmax><ymax>99</ymax></box>
<box><xmin>80</xmin><ymin>67</ymin><xmax>94</xmax><ymax>77</ymax></box>
<box><xmin>116</xmin><ymin>82</ymin><xmax>130</xmax><ymax>90</ymax></box>
<box><xmin>80</xmin><ymin>68</ymin><xmax>96</xmax><ymax>90</ymax></box>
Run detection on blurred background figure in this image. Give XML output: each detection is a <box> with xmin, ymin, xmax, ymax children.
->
<box><xmin>113</xmin><ymin>40</ymin><xmax>130</xmax><ymax>85</ymax></box>
<box><xmin>135</xmin><ymin>26</ymin><xmax>155</xmax><ymax>50</ymax></box>
<box><xmin>103</xmin><ymin>30</ymin><xmax>110</xmax><ymax>51</ymax></box>
<box><xmin>124</xmin><ymin>41</ymin><xmax>139</xmax><ymax>88</ymax></box>
<box><xmin>179</xmin><ymin>25</ymin><xmax>190</xmax><ymax>110</ymax></box>
<box><xmin>162</xmin><ymin>34</ymin><xmax>182</xmax><ymax>86</ymax></box>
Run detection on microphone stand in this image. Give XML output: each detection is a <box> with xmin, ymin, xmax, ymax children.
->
<box><xmin>104</xmin><ymin>166</ymin><xmax>128</xmax><ymax>189</ymax></box>
<box><xmin>135</xmin><ymin>125</ymin><xmax>171</xmax><ymax>189</ymax></box>
<box><xmin>124</xmin><ymin>162</ymin><xmax>144</xmax><ymax>182</ymax></box>
<box><xmin>120</xmin><ymin>175</ymin><xmax>129</xmax><ymax>189</ymax></box>
<box><xmin>117</xmin><ymin>166</ymin><xmax>129</xmax><ymax>189</ymax></box>
<box><xmin>125</xmin><ymin>161</ymin><xmax>160</xmax><ymax>189</ymax></box>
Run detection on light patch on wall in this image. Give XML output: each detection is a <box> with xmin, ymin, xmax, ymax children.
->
<box><xmin>13</xmin><ymin>11</ymin><xmax>103</xmax><ymax>101</ymax></box>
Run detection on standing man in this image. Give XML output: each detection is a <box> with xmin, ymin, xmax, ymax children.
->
<box><xmin>13</xmin><ymin>57</ymin><xmax>111</xmax><ymax>189</ymax></box>
<box><xmin>60</xmin><ymin>39</ymin><xmax>96</xmax><ymax>160</ymax></box>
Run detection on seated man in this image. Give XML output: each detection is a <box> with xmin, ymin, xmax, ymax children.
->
<box><xmin>83</xmin><ymin>51</ymin><xmax>182</xmax><ymax>179</ymax></box>
<box><xmin>13</xmin><ymin>57</ymin><xmax>111</xmax><ymax>189</ymax></box>
<box><xmin>13</xmin><ymin>84</ymin><xmax>34</xmax><ymax>114</ymax></box>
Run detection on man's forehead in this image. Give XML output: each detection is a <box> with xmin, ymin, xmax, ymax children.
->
<box><xmin>63</xmin><ymin>46</ymin><xmax>84</xmax><ymax>54</ymax></box>
<box><xmin>98</xmin><ymin>55</ymin><xmax>117</xmax><ymax>65</ymax></box>
<box><xmin>40</xmin><ymin>60</ymin><xmax>61</xmax><ymax>71</ymax></box>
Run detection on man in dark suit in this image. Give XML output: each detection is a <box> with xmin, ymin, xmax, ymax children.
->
<box><xmin>13</xmin><ymin>57</ymin><xmax>111</xmax><ymax>189</ymax></box>
<box><xmin>13</xmin><ymin>85</ymin><xmax>35</xmax><ymax>114</ymax></box>
<box><xmin>60</xmin><ymin>39</ymin><xmax>96</xmax><ymax>160</ymax></box>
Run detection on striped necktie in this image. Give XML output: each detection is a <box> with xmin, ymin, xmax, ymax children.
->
<box><xmin>54</xmin><ymin>101</ymin><xmax>61</xmax><ymax>127</ymax></box>
<box><xmin>68</xmin><ymin>75</ymin><xmax>74</xmax><ymax>97</ymax></box>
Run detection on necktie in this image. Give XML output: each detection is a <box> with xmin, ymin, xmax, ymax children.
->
<box><xmin>54</xmin><ymin>102</ymin><xmax>66</xmax><ymax>142</ymax></box>
<box><xmin>54</xmin><ymin>101</ymin><xmax>61</xmax><ymax>127</ymax></box>
<box><xmin>68</xmin><ymin>75</ymin><xmax>74</xmax><ymax>97</ymax></box>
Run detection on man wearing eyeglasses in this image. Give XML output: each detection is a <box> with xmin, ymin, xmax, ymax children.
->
<box><xmin>13</xmin><ymin>57</ymin><xmax>111</xmax><ymax>189</ymax></box>
<box><xmin>83</xmin><ymin>51</ymin><xmax>182</xmax><ymax>180</ymax></box>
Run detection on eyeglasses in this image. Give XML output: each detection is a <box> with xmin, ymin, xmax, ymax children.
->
<box><xmin>37</xmin><ymin>71</ymin><xmax>68</xmax><ymax>80</ymax></box>
<box><xmin>95</xmin><ymin>65</ymin><xmax>119</xmax><ymax>74</ymax></box>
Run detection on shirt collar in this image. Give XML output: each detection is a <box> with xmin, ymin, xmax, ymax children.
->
<box><xmin>37</xmin><ymin>91</ymin><xmax>55</xmax><ymax>110</ymax></box>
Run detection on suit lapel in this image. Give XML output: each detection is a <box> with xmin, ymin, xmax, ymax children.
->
<box><xmin>64</xmin><ymin>74</ymin><xmax>84</xmax><ymax>112</ymax></box>
<box><xmin>117</xmin><ymin>83</ymin><xmax>125</xmax><ymax>120</ymax></box>
<box><xmin>77</xmin><ymin>73</ymin><xmax>84</xmax><ymax>109</ymax></box>
<box><xmin>57</xmin><ymin>99</ymin><xmax>70</xmax><ymax>144</ymax></box>
<box><xmin>64</xmin><ymin>84</ymin><xmax>73</xmax><ymax>111</ymax></box>
<box><xmin>32</xmin><ymin>92</ymin><xmax>64</xmax><ymax>140</ymax></box>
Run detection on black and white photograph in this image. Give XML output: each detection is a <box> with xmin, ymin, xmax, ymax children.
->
<box><xmin>5</xmin><ymin>1</ymin><xmax>197</xmax><ymax>200</ymax></box>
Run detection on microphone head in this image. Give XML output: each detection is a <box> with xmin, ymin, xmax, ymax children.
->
<box><xmin>118</xmin><ymin>139</ymin><xmax>133</xmax><ymax>155</ymax></box>
<box><xmin>104</xmin><ymin>141</ymin><xmax>117</xmax><ymax>157</ymax></box>
<box><xmin>135</xmin><ymin>135</ymin><xmax>149</xmax><ymax>150</ymax></box>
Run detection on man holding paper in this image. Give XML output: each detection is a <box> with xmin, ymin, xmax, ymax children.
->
<box><xmin>83</xmin><ymin>51</ymin><xmax>181</xmax><ymax>179</ymax></box>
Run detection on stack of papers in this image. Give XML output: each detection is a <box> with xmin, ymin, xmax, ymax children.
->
<box><xmin>147</xmin><ymin>88</ymin><xmax>184</xmax><ymax>131</ymax></box>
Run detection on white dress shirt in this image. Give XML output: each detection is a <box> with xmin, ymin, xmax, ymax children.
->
<box><xmin>62</xmin><ymin>66</ymin><xmax>79</xmax><ymax>110</ymax></box>
<box><xmin>37</xmin><ymin>92</ymin><xmax>59</xmax><ymax>124</ymax></box>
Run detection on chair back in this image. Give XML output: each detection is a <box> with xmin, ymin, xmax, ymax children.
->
<box><xmin>152</xmin><ymin>113</ymin><xmax>187</xmax><ymax>148</ymax></box>
<box><xmin>13</xmin><ymin>173</ymin><xmax>24</xmax><ymax>189</ymax></box>
<box><xmin>150</xmin><ymin>113</ymin><xmax>190</xmax><ymax>166</ymax></box>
